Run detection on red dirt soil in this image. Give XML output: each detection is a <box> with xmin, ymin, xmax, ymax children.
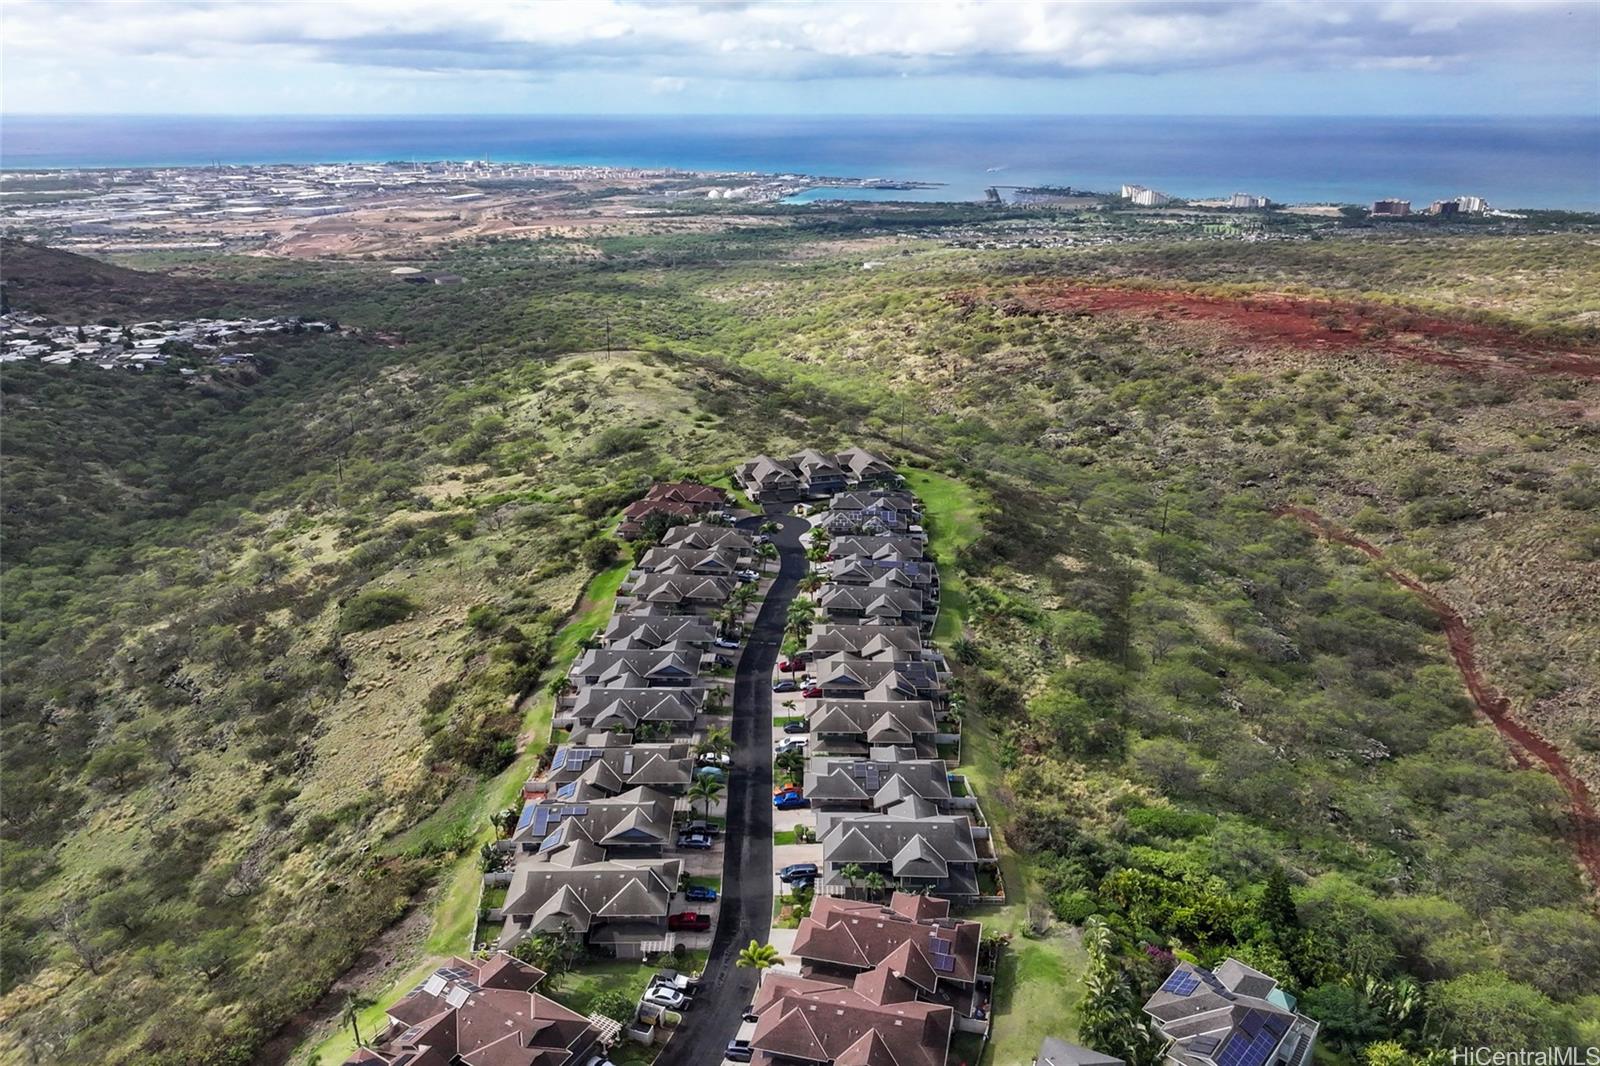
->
<box><xmin>1278</xmin><ymin>505</ymin><xmax>1600</xmax><ymax>887</ymax></box>
<box><xmin>992</xmin><ymin>285</ymin><xmax>1600</xmax><ymax>379</ymax></box>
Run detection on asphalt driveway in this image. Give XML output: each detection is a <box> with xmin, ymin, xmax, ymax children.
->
<box><xmin>656</xmin><ymin>510</ymin><xmax>807</xmax><ymax>1066</ymax></box>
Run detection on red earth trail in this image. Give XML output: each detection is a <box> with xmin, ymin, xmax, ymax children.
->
<box><xmin>960</xmin><ymin>284</ymin><xmax>1600</xmax><ymax>380</ymax></box>
<box><xmin>1277</xmin><ymin>505</ymin><xmax>1600</xmax><ymax>887</ymax></box>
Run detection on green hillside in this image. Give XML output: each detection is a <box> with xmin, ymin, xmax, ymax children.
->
<box><xmin>2</xmin><ymin>224</ymin><xmax>1598</xmax><ymax>1063</ymax></box>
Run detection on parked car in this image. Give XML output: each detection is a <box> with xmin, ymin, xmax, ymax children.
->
<box><xmin>667</xmin><ymin>911</ymin><xmax>711</xmax><ymax>932</ymax></box>
<box><xmin>778</xmin><ymin>863</ymin><xmax>819</xmax><ymax>883</ymax></box>
<box><xmin>782</xmin><ymin>720</ymin><xmax>807</xmax><ymax>734</ymax></box>
<box><xmin>774</xmin><ymin>737</ymin><xmax>806</xmax><ymax>755</ymax></box>
<box><xmin>684</xmin><ymin>884</ymin><xmax>719</xmax><ymax>902</ymax></box>
<box><xmin>774</xmin><ymin>783</ymin><xmax>802</xmax><ymax>798</ymax></box>
<box><xmin>735</xmin><ymin>569</ymin><xmax>760</xmax><ymax>582</ymax></box>
<box><xmin>643</xmin><ymin>985</ymin><xmax>689</xmax><ymax>1009</ymax></box>
<box><xmin>800</xmin><ymin>686</ymin><xmax>822</xmax><ymax>698</ymax></box>
<box><xmin>653</xmin><ymin>971</ymin><xmax>700</xmax><ymax>993</ymax></box>
<box><xmin>698</xmin><ymin>752</ymin><xmax>732</xmax><ymax>767</ymax></box>
<box><xmin>695</xmin><ymin>766</ymin><xmax>727</xmax><ymax>782</ymax></box>
<box><xmin>583</xmin><ymin>1056</ymin><xmax>619</xmax><ymax>1066</ymax></box>
<box><xmin>677</xmin><ymin>832</ymin><xmax>714</xmax><ymax>850</ymax></box>
<box><xmin>726</xmin><ymin>1039</ymin><xmax>754</xmax><ymax>1063</ymax></box>
<box><xmin>713</xmin><ymin>637</ymin><xmax>740</xmax><ymax>649</ymax></box>
<box><xmin>753</xmin><ymin>534</ymin><xmax>770</xmax><ymax>545</ymax></box>
<box><xmin>771</xmin><ymin>679</ymin><xmax>798</xmax><ymax>693</ymax></box>
<box><xmin>774</xmin><ymin>793</ymin><xmax>809</xmax><ymax>811</ymax></box>
<box><xmin>712</xmin><ymin>654</ymin><xmax>735</xmax><ymax>668</ymax></box>
<box><xmin>682</xmin><ymin>819</ymin><xmax>720</xmax><ymax>836</ymax></box>
<box><xmin>742</xmin><ymin>1012</ymin><xmax>761</xmax><ymax>1024</ymax></box>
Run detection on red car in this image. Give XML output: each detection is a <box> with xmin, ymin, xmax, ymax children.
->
<box><xmin>801</xmin><ymin>686</ymin><xmax>822</xmax><ymax>698</ymax></box>
<box><xmin>668</xmin><ymin>911</ymin><xmax>711</xmax><ymax>932</ymax></box>
<box><xmin>774</xmin><ymin>784</ymin><xmax>802</xmax><ymax>798</ymax></box>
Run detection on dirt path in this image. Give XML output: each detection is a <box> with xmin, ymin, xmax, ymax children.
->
<box><xmin>1277</xmin><ymin>505</ymin><xmax>1600</xmax><ymax>886</ymax></box>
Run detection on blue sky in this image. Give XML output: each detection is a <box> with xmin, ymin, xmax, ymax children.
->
<box><xmin>2</xmin><ymin>0</ymin><xmax>1597</xmax><ymax>116</ymax></box>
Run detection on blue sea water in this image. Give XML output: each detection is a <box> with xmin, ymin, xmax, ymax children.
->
<box><xmin>2</xmin><ymin>114</ymin><xmax>1597</xmax><ymax>210</ymax></box>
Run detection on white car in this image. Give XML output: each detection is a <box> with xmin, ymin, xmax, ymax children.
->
<box><xmin>713</xmin><ymin>637</ymin><xmax>740</xmax><ymax>649</ymax></box>
<box><xmin>774</xmin><ymin>737</ymin><xmax>807</xmax><ymax>755</ymax></box>
<box><xmin>735</xmin><ymin>569</ymin><xmax>761</xmax><ymax>582</ymax></box>
<box><xmin>698</xmin><ymin>752</ymin><xmax>732</xmax><ymax>767</ymax></box>
<box><xmin>643</xmin><ymin>986</ymin><xmax>689</xmax><ymax>1010</ymax></box>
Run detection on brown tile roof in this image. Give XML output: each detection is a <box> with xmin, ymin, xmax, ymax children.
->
<box><xmin>750</xmin><ymin>963</ymin><xmax>954</xmax><ymax>1066</ymax></box>
<box><xmin>349</xmin><ymin>954</ymin><xmax>598</xmax><ymax>1066</ymax></box>
<box><xmin>791</xmin><ymin>895</ymin><xmax>981</xmax><ymax>986</ymax></box>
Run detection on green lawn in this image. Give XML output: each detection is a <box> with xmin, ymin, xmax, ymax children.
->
<box><xmin>773</xmin><ymin>829</ymin><xmax>798</xmax><ymax>846</ymax></box>
<box><xmin>687</xmin><ymin>875</ymin><xmax>722</xmax><ymax>892</ymax></box>
<box><xmin>299</xmin><ymin>559</ymin><xmax>632</xmax><ymax>1065</ymax></box>
<box><xmin>910</xmin><ymin>467</ymin><xmax>1090</xmax><ymax>1062</ymax></box>
<box><xmin>903</xmin><ymin>469</ymin><xmax>981</xmax><ymax>643</ymax></box>
<box><xmin>559</xmin><ymin>957</ymin><xmax>658</xmax><ymax>1017</ymax></box>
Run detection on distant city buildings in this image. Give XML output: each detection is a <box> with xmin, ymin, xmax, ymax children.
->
<box><xmin>0</xmin><ymin>312</ymin><xmax>332</xmax><ymax>372</ymax></box>
<box><xmin>1121</xmin><ymin>184</ymin><xmax>1174</xmax><ymax>207</ymax></box>
<box><xmin>1229</xmin><ymin>192</ymin><xmax>1270</xmax><ymax>209</ymax></box>
<box><xmin>1375</xmin><ymin>194</ymin><xmax>1490</xmax><ymax>218</ymax></box>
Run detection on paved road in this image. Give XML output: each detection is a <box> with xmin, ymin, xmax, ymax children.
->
<box><xmin>658</xmin><ymin>511</ymin><xmax>806</xmax><ymax>1066</ymax></box>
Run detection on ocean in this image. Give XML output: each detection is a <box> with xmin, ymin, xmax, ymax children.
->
<box><xmin>2</xmin><ymin>114</ymin><xmax>1597</xmax><ymax>210</ymax></box>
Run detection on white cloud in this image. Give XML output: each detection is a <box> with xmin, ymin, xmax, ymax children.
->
<box><xmin>4</xmin><ymin>0</ymin><xmax>1593</xmax><ymax>81</ymax></box>
<box><xmin>0</xmin><ymin>0</ymin><xmax>1593</xmax><ymax>114</ymax></box>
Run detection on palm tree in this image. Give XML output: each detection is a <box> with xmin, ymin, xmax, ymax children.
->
<box><xmin>841</xmin><ymin>863</ymin><xmax>865</xmax><ymax>900</ymax></box>
<box><xmin>697</xmin><ymin>726</ymin><xmax>732</xmax><ymax>758</ymax></box>
<box><xmin>704</xmin><ymin>686</ymin><xmax>729</xmax><ymax>713</ymax></box>
<box><xmin>688</xmin><ymin>776</ymin><xmax>724</xmax><ymax>820</ymax></box>
<box><xmin>736</xmin><ymin>940</ymin><xmax>782</xmax><ymax>970</ymax></box>
<box><xmin>863</xmin><ymin>871</ymin><xmax>888</xmax><ymax>900</ymax></box>
<box><xmin>785</xmin><ymin>597</ymin><xmax>817</xmax><ymax>646</ymax></box>
<box><xmin>341</xmin><ymin>992</ymin><xmax>376</xmax><ymax>1048</ymax></box>
<box><xmin>756</xmin><ymin>541</ymin><xmax>778</xmax><ymax>562</ymax></box>
<box><xmin>799</xmin><ymin>573</ymin><xmax>824</xmax><ymax>593</ymax></box>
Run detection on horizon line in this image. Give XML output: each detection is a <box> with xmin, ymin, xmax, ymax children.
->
<box><xmin>4</xmin><ymin>111</ymin><xmax>1598</xmax><ymax>121</ymax></box>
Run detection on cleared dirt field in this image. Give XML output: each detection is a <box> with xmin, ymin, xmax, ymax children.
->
<box><xmin>984</xmin><ymin>284</ymin><xmax>1600</xmax><ymax>379</ymax></box>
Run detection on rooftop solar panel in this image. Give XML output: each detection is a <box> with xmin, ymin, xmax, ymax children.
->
<box><xmin>1160</xmin><ymin>970</ymin><xmax>1202</xmax><ymax>996</ymax></box>
<box><xmin>932</xmin><ymin>954</ymin><xmax>956</xmax><ymax>973</ymax></box>
<box><xmin>516</xmin><ymin>801</ymin><xmax>538</xmax><ymax>833</ymax></box>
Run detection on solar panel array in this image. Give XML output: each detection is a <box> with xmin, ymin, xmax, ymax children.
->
<box><xmin>1214</xmin><ymin>1009</ymin><xmax>1289</xmax><ymax>1066</ymax></box>
<box><xmin>516</xmin><ymin>801</ymin><xmax>538</xmax><ymax>833</ymax></box>
<box><xmin>928</xmin><ymin>932</ymin><xmax>956</xmax><ymax>973</ymax></box>
<box><xmin>1159</xmin><ymin>969</ymin><xmax>1202</xmax><ymax>996</ymax></box>
<box><xmin>530</xmin><ymin>803</ymin><xmax>592</xmax><ymax>838</ymax></box>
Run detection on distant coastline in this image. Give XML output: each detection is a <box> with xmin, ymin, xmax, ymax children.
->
<box><xmin>3</xmin><ymin>114</ymin><xmax>1598</xmax><ymax>209</ymax></box>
